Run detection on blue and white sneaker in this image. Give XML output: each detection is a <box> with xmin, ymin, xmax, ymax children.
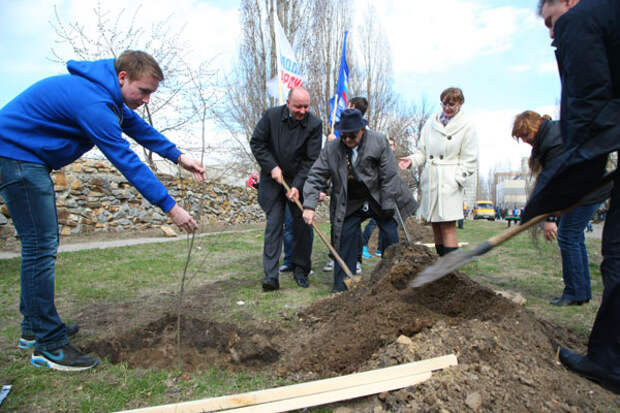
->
<box><xmin>18</xmin><ymin>324</ymin><xmax>80</xmax><ymax>350</ymax></box>
<box><xmin>362</xmin><ymin>246</ymin><xmax>372</xmax><ymax>259</ymax></box>
<box><xmin>18</xmin><ymin>336</ymin><xmax>35</xmax><ymax>350</ymax></box>
<box><xmin>376</xmin><ymin>250</ymin><xmax>382</xmax><ymax>257</ymax></box>
<box><xmin>31</xmin><ymin>344</ymin><xmax>98</xmax><ymax>371</ymax></box>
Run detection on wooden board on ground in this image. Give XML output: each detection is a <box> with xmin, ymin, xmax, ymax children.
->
<box><xmin>417</xmin><ymin>242</ymin><xmax>469</xmax><ymax>248</ymax></box>
<box><xmin>116</xmin><ymin>354</ymin><xmax>457</xmax><ymax>413</ymax></box>
<box><xmin>224</xmin><ymin>372</ymin><xmax>432</xmax><ymax>413</ymax></box>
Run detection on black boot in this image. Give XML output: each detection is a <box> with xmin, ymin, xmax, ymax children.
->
<box><xmin>559</xmin><ymin>347</ymin><xmax>620</xmax><ymax>394</ymax></box>
<box><xmin>435</xmin><ymin>244</ymin><xmax>445</xmax><ymax>256</ymax></box>
<box><xmin>444</xmin><ymin>246</ymin><xmax>458</xmax><ymax>255</ymax></box>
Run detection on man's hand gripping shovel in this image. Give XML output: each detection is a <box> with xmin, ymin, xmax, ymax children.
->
<box><xmin>282</xmin><ymin>179</ymin><xmax>362</xmax><ymax>288</ymax></box>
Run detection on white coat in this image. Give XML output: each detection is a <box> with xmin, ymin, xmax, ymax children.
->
<box><xmin>407</xmin><ymin>109</ymin><xmax>478</xmax><ymax>222</ymax></box>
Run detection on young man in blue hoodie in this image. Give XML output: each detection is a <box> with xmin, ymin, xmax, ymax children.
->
<box><xmin>0</xmin><ymin>50</ymin><xmax>206</xmax><ymax>371</ymax></box>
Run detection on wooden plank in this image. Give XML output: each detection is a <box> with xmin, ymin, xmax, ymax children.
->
<box><xmin>417</xmin><ymin>242</ymin><xmax>469</xmax><ymax>248</ymax></box>
<box><xmin>224</xmin><ymin>372</ymin><xmax>432</xmax><ymax>413</ymax></box>
<box><xmin>115</xmin><ymin>354</ymin><xmax>456</xmax><ymax>413</ymax></box>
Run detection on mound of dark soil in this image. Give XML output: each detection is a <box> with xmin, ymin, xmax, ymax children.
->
<box><xmin>85</xmin><ymin>240</ymin><xmax>619</xmax><ymax>411</ymax></box>
<box><xmin>276</xmin><ymin>243</ymin><xmax>618</xmax><ymax>411</ymax></box>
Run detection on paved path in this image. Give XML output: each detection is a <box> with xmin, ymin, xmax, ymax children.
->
<box><xmin>0</xmin><ymin>228</ymin><xmax>262</xmax><ymax>260</ymax></box>
<box><xmin>585</xmin><ymin>223</ymin><xmax>604</xmax><ymax>239</ymax></box>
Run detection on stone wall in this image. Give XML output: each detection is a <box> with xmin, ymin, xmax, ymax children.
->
<box><xmin>0</xmin><ymin>158</ymin><xmax>267</xmax><ymax>238</ymax></box>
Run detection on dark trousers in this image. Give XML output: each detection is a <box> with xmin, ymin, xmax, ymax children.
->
<box><xmin>589</xmin><ymin>173</ymin><xmax>620</xmax><ymax>375</ymax></box>
<box><xmin>263</xmin><ymin>196</ymin><xmax>312</xmax><ymax>280</ymax></box>
<box><xmin>333</xmin><ymin>208</ymin><xmax>398</xmax><ymax>289</ymax></box>
<box><xmin>282</xmin><ymin>203</ymin><xmax>313</xmax><ymax>268</ymax></box>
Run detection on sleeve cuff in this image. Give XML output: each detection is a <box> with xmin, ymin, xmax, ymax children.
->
<box><xmin>160</xmin><ymin>196</ymin><xmax>176</xmax><ymax>213</ymax></box>
<box><xmin>169</xmin><ymin>148</ymin><xmax>182</xmax><ymax>164</ymax></box>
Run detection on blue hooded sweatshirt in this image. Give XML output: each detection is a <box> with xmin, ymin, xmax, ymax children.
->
<box><xmin>0</xmin><ymin>58</ymin><xmax>181</xmax><ymax>212</ymax></box>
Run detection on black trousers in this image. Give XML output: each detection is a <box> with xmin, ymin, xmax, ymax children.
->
<box><xmin>589</xmin><ymin>172</ymin><xmax>620</xmax><ymax>375</ymax></box>
<box><xmin>262</xmin><ymin>195</ymin><xmax>312</xmax><ymax>280</ymax></box>
<box><xmin>333</xmin><ymin>208</ymin><xmax>398</xmax><ymax>289</ymax></box>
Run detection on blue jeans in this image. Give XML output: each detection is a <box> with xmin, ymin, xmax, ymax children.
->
<box><xmin>557</xmin><ymin>202</ymin><xmax>600</xmax><ymax>301</ymax></box>
<box><xmin>0</xmin><ymin>157</ymin><xmax>69</xmax><ymax>351</ymax></box>
<box><xmin>282</xmin><ymin>203</ymin><xmax>313</xmax><ymax>268</ymax></box>
<box><xmin>361</xmin><ymin>218</ymin><xmax>385</xmax><ymax>251</ymax></box>
<box><xmin>282</xmin><ymin>204</ymin><xmax>293</xmax><ymax>267</ymax></box>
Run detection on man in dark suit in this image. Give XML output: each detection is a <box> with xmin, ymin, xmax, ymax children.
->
<box><xmin>250</xmin><ymin>87</ymin><xmax>322</xmax><ymax>291</ymax></box>
<box><xmin>528</xmin><ymin>0</ymin><xmax>620</xmax><ymax>394</ymax></box>
<box><xmin>302</xmin><ymin>109</ymin><xmax>415</xmax><ymax>293</ymax></box>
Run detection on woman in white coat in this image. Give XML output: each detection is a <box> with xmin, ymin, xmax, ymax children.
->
<box><xmin>399</xmin><ymin>87</ymin><xmax>478</xmax><ymax>256</ymax></box>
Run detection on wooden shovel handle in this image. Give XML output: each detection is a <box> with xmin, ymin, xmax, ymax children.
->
<box><xmin>488</xmin><ymin>168</ymin><xmax>619</xmax><ymax>248</ymax></box>
<box><xmin>487</xmin><ymin>212</ymin><xmax>551</xmax><ymax>247</ymax></box>
<box><xmin>281</xmin><ymin>179</ymin><xmax>355</xmax><ymax>279</ymax></box>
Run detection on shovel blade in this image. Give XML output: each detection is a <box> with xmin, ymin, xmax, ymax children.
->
<box><xmin>343</xmin><ymin>275</ymin><xmax>362</xmax><ymax>289</ymax></box>
<box><xmin>409</xmin><ymin>249</ymin><xmax>477</xmax><ymax>288</ymax></box>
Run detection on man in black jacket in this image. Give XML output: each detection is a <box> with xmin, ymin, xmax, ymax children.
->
<box><xmin>529</xmin><ymin>0</ymin><xmax>620</xmax><ymax>394</ymax></box>
<box><xmin>250</xmin><ymin>87</ymin><xmax>322</xmax><ymax>291</ymax></box>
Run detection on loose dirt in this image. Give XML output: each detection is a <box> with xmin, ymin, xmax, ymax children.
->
<box><xmin>82</xmin><ymin>220</ymin><xmax>618</xmax><ymax>411</ymax></box>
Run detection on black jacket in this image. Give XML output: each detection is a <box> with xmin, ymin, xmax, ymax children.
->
<box><xmin>250</xmin><ymin>105</ymin><xmax>322</xmax><ymax>211</ymax></box>
<box><xmin>523</xmin><ymin>0</ymin><xmax>620</xmax><ymax>222</ymax></box>
<box><xmin>533</xmin><ymin>119</ymin><xmax>611</xmax><ymax>206</ymax></box>
<box><xmin>531</xmin><ymin>119</ymin><xmax>564</xmax><ymax>170</ymax></box>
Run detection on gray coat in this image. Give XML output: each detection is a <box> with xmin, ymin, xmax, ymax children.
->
<box><xmin>303</xmin><ymin>129</ymin><xmax>415</xmax><ymax>251</ymax></box>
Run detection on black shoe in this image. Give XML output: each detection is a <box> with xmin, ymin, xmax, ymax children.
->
<box><xmin>294</xmin><ymin>274</ymin><xmax>309</xmax><ymax>288</ymax></box>
<box><xmin>31</xmin><ymin>343</ymin><xmax>98</xmax><ymax>371</ymax></box>
<box><xmin>559</xmin><ymin>347</ymin><xmax>620</xmax><ymax>394</ymax></box>
<box><xmin>262</xmin><ymin>277</ymin><xmax>280</xmax><ymax>291</ymax></box>
<box><xmin>279</xmin><ymin>264</ymin><xmax>293</xmax><ymax>273</ymax></box>
<box><xmin>550</xmin><ymin>297</ymin><xmax>583</xmax><ymax>306</ymax></box>
<box><xmin>331</xmin><ymin>283</ymin><xmax>348</xmax><ymax>294</ymax></box>
<box><xmin>18</xmin><ymin>324</ymin><xmax>80</xmax><ymax>350</ymax></box>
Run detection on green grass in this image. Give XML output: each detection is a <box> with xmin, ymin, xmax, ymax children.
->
<box><xmin>0</xmin><ymin>219</ymin><xmax>604</xmax><ymax>410</ymax></box>
<box><xmin>0</xmin><ymin>222</ymin><xmax>355</xmax><ymax>412</ymax></box>
<box><xmin>458</xmin><ymin>219</ymin><xmax>603</xmax><ymax>336</ymax></box>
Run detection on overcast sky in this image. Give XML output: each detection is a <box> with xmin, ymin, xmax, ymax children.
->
<box><xmin>0</xmin><ymin>0</ymin><xmax>558</xmax><ymax>174</ymax></box>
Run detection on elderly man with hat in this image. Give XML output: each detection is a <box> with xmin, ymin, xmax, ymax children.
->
<box><xmin>302</xmin><ymin>109</ymin><xmax>415</xmax><ymax>292</ymax></box>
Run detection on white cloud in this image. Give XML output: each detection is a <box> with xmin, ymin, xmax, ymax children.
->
<box><xmin>49</xmin><ymin>0</ymin><xmax>240</xmax><ymax>68</ymax></box>
<box><xmin>537</xmin><ymin>61</ymin><xmax>558</xmax><ymax>74</ymax></box>
<box><xmin>508</xmin><ymin>64</ymin><xmax>531</xmax><ymax>72</ymax></box>
<box><xmin>366</xmin><ymin>0</ymin><xmax>538</xmax><ymax>75</ymax></box>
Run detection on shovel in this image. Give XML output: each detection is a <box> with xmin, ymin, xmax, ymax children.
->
<box><xmin>281</xmin><ymin>179</ymin><xmax>361</xmax><ymax>288</ymax></box>
<box><xmin>410</xmin><ymin>168</ymin><xmax>618</xmax><ymax>288</ymax></box>
<box><xmin>394</xmin><ymin>206</ymin><xmax>412</xmax><ymax>243</ymax></box>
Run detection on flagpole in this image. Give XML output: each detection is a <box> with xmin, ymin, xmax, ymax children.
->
<box><xmin>273</xmin><ymin>10</ymin><xmax>284</xmax><ymax>105</ymax></box>
<box><xmin>330</xmin><ymin>93</ymin><xmax>338</xmax><ymax>135</ymax></box>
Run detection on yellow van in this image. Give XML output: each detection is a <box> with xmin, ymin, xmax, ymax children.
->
<box><xmin>473</xmin><ymin>200</ymin><xmax>496</xmax><ymax>221</ymax></box>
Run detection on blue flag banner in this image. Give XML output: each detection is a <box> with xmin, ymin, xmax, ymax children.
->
<box><xmin>329</xmin><ymin>31</ymin><xmax>349</xmax><ymax>135</ymax></box>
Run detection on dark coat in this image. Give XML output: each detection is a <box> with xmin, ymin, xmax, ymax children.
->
<box><xmin>523</xmin><ymin>0</ymin><xmax>620</xmax><ymax>222</ymax></box>
<box><xmin>303</xmin><ymin>129</ymin><xmax>415</xmax><ymax>250</ymax></box>
<box><xmin>250</xmin><ymin>105</ymin><xmax>322</xmax><ymax>211</ymax></box>
<box><xmin>533</xmin><ymin>119</ymin><xmax>611</xmax><ymax>206</ymax></box>
<box><xmin>531</xmin><ymin>119</ymin><xmax>564</xmax><ymax>170</ymax></box>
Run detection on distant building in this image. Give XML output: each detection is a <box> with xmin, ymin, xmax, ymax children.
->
<box><xmin>463</xmin><ymin>169</ymin><xmax>478</xmax><ymax>213</ymax></box>
<box><xmin>495</xmin><ymin>171</ymin><xmax>527</xmax><ymax>208</ymax></box>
